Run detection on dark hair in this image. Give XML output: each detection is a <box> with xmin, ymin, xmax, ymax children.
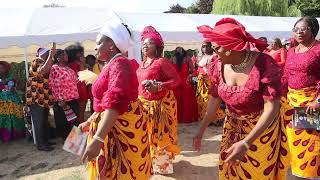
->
<box><xmin>175</xmin><ymin>47</ymin><xmax>186</xmax><ymax>70</ymax></box>
<box><xmin>53</xmin><ymin>49</ymin><xmax>64</xmax><ymax>64</ymax></box>
<box><xmin>142</xmin><ymin>47</ymin><xmax>163</xmax><ymax>61</ymax></box>
<box><xmin>65</xmin><ymin>42</ymin><xmax>84</xmax><ymax>63</ymax></box>
<box><xmin>85</xmin><ymin>54</ymin><xmax>96</xmax><ymax>64</ymax></box>
<box><xmin>294</xmin><ymin>16</ymin><xmax>319</xmax><ymax>37</ymax></box>
<box><xmin>259</xmin><ymin>37</ymin><xmax>268</xmax><ymax>42</ymax></box>
<box><xmin>272</xmin><ymin>38</ymin><xmax>283</xmax><ymax>48</ymax></box>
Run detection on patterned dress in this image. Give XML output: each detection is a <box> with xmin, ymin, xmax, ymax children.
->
<box><xmin>209</xmin><ymin>54</ymin><xmax>287</xmax><ymax>179</ymax></box>
<box><xmin>87</xmin><ymin>56</ymin><xmax>152</xmax><ymax>180</ymax></box>
<box><xmin>0</xmin><ymin>75</ymin><xmax>25</xmax><ymax>141</ymax></box>
<box><xmin>281</xmin><ymin>42</ymin><xmax>320</xmax><ymax>179</ymax></box>
<box><xmin>137</xmin><ymin>58</ymin><xmax>180</xmax><ymax>174</ymax></box>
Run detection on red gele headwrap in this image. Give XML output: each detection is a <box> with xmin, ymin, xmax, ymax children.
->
<box><xmin>197</xmin><ymin>18</ymin><xmax>268</xmax><ymax>52</ymax></box>
<box><xmin>141</xmin><ymin>26</ymin><xmax>164</xmax><ymax>49</ymax></box>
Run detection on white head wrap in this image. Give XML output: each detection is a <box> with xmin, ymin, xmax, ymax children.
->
<box><xmin>37</xmin><ymin>48</ymin><xmax>50</xmax><ymax>57</ymax></box>
<box><xmin>99</xmin><ymin>19</ymin><xmax>132</xmax><ymax>54</ymax></box>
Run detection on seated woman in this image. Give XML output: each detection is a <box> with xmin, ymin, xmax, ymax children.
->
<box><xmin>0</xmin><ymin>61</ymin><xmax>25</xmax><ymax>141</ymax></box>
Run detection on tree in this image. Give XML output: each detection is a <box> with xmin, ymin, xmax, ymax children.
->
<box><xmin>164</xmin><ymin>4</ymin><xmax>186</xmax><ymax>13</ymax></box>
<box><xmin>295</xmin><ymin>0</ymin><xmax>320</xmax><ymax>16</ymax></box>
<box><xmin>196</xmin><ymin>0</ymin><xmax>214</xmax><ymax>14</ymax></box>
<box><xmin>212</xmin><ymin>0</ymin><xmax>300</xmax><ymax>17</ymax></box>
<box><xmin>185</xmin><ymin>3</ymin><xmax>200</xmax><ymax>14</ymax></box>
<box><xmin>43</xmin><ymin>3</ymin><xmax>65</xmax><ymax>8</ymax></box>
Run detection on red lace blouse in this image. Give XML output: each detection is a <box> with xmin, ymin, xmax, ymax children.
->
<box><xmin>282</xmin><ymin>43</ymin><xmax>320</xmax><ymax>95</ymax></box>
<box><xmin>209</xmin><ymin>53</ymin><xmax>281</xmax><ymax>115</ymax></box>
<box><xmin>137</xmin><ymin>58</ymin><xmax>180</xmax><ymax>100</ymax></box>
<box><xmin>92</xmin><ymin>56</ymin><xmax>138</xmax><ymax>114</ymax></box>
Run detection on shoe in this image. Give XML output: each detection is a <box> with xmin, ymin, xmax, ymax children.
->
<box><xmin>37</xmin><ymin>145</ymin><xmax>54</xmax><ymax>151</ymax></box>
<box><xmin>47</xmin><ymin>141</ymin><xmax>56</xmax><ymax>146</ymax></box>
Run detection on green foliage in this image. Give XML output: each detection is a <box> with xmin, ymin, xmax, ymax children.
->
<box><xmin>212</xmin><ymin>0</ymin><xmax>301</xmax><ymax>17</ymax></box>
<box><xmin>164</xmin><ymin>49</ymin><xmax>198</xmax><ymax>59</ymax></box>
<box><xmin>295</xmin><ymin>0</ymin><xmax>320</xmax><ymax>16</ymax></box>
<box><xmin>9</xmin><ymin>62</ymin><xmax>27</xmax><ymax>100</ymax></box>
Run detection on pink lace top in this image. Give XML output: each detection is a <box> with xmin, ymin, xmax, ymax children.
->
<box><xmin>137</xmin><ymin>58</ymin><xmax>180</xmax><ymax>100</ymax></box>
<box><xmin>209</xmin><ymin>53</ymin><xmax>281</xmax><ymax>115</ymax></box>
<box><xmin>92</xmin><ymin>56</ymin><xmax>138</xmax><ymax>114</ymax></box>
<box><xmin>282</xmin><ymin>43</ymin><xmax>320</xmax><ymax>94</ymax></box>
<box><xmin>49</xmin><ymin>64</ymin><xmax>79</xmax><ymax>101</ymax></box>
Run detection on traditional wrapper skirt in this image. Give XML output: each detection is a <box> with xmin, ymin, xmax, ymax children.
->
<box><xmin>283</xmin><ymin>87</ymin><xmax>320</xmax><ymax>179</ymax></box>
<box><xmin>139</xmin><ymin>91</ymin><xmax>180</xmax><ymax>174</ymax></box>
<box><xmin>219</xmin><ymin>109</ymin><xmax>284</xmax><ymax>180</ymax></box>
<box><xmin>196</xmin><ymin>74</ymin><xmax>225</xmax><ymax>121</ymax></box>
<box><xmin>87</xmin><ymin>101</ymin><xmax>152</xmax><ymax>180</ymax></box>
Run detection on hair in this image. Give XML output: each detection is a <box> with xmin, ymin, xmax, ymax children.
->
<box><xmin>272</xmin><ymin>38</ymin><xmax>283</xmax><ymax>48</ymax></box>
<box><xmin>53</xmin><ymin>49</ymin><xmax>65</xmax><ymax>64</ymax></box>
<box><xmin>85</xmin><ymin>54</ymin><xmax>96</xmax><ymax>64</ymax></box>
<box><xmin>65</xmin><ymin>42</ymin><xmax>84</xmax><ymax>63</ymax></box>
<box><xmin>258</xmin><ymin>37</ymin><xmax>268</xmax><ymax>42</ymax></box>
<box><xmin>175</xmin><ymin>47</ymin><xmax>186</xmax><ymax>70</ymax></box>
<box><xmin>294</xmin><ymin>16</ymin><xmax>319</xmax><ymax>38</ymax></box>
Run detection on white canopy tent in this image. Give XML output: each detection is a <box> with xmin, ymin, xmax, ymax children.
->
<box><xmin>0</xmin><ymin>8</ymin><xmax>318</xmax><ymax>72</ymax></box>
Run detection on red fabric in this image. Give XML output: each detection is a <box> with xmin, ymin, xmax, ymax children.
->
<box><xmin>282</xmin><ymin>43</ymin><xmax>320</xmax><ymax>95</ymax></box>
<box><xmin>141</xmin><ymin>26</ymin><xmax>164</xmax><ymax>49</ymax></box>
<box><xmin>49</xmin><ymin>65</ymin><xmax>79</xmax><ymax>101</ymax></box>
<box><xmin>197</xmin><ymin>18</ymin><xmax>268</xmax><ymax>52</ymax></box>
<box><xmin>208</xmin><ymin>53</ymin><xmax>281</xmax><ymax>115</ymax></box>
<box><xmin>137</xmin><ymin>58</ymin><xmax>180</xmax><ymax>100</ymax></box>
<box><xmin>68</xmin><ymin>61</ymin><xmax>88</xmax><ymax>101</ymax></box>
<box><xmin>92</xmin><ymin>56</ymin><xmax>138</xmax><ymax>114</ymax></box>
<box><xmin>173</xmin><ymin>63</ymin><xmax>198</xmax><ymax>123</ymax></box>
<box><xmin>268</xmin><ymin>48</ymin><xmax>287</xmax><ymax>66</ymax></box>
<box><xmin>129</xmin><ymin>59</ymin><xmax>139</xmax><ymax>72</ymax></box>
<box><xmin>0</xmin><ymin>61</ymin><xmax>11</xmax><ymax>73</ymax></box>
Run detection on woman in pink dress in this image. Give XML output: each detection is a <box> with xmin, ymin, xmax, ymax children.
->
<box><xmin>171</xmin><ymin>47</ymin><xmax>198</xmax><ymax>123</ymax></box>
<box><xmin>268</xmin><ymin>38</ymin><xmax>287</xmax><ymax>67</ymax></box>
<box><xmin>193</xmin><ymin>18</ymin><xmax>288</xmax><ymax>179</ymax></box>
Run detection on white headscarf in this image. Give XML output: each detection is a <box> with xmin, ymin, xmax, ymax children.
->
<box><xmin>99</xmin><ymin>19</ymin><xmax>132</xmax><ymax>54</ymax></box>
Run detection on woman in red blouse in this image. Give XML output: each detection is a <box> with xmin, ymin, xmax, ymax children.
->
<box><xmin>193</xmin><ymin>18</ymin><xmax>287</xmax><ymax>179</ymax></box>
<box><xmin>49</xmin><ymin>49</ymin><xmax>79</xmax><ymax>139</ymax></box>
<box><xmin>137</xmin><ymin>26</ymin><xmax>180</xmax><ymax>174</ymax></box>
<box><xmin>268</xmin><ymin>38</ymin><xmax>287</xmax><ymax>67</ymax></box>
<box><xmin>281</xmin><ymin>16</ymin><xmax>320</xmax><ymax>179</ymax></box>
<box><xmin>78</xmin><ymin>21</ymin><xmax>151</xmax><ymax>180</ymax></box>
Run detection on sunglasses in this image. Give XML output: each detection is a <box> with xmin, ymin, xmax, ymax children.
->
<box><xmin>292</xmin><ymin>26</ymin><xmax>310</xmax><ymax>33</ymax></box>
<box><xmin>201</xmin><ymin>44</ymin><xmax>212</xmax><ymax>48</ymax></box>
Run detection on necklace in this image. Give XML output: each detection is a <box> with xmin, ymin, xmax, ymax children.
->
<box><xmin>104</xmin><ymin>53</ymin><xmax>122</xmax><ymax>69</ymax></box>
<box><xmin>231</xmin><ymin>51</ymin><xmax>252</xmax><ymax>73</ymax></box>
<box><xmin>297</xmin><ymin>40</ymin><xmax>316</xmax><ymax>53</ymax></box>
<box><xmin>142</xmin><ymin>58</ymin><xmax>157</xmax><ymax>69</ymax></box>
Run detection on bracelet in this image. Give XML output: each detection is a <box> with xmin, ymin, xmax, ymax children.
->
<box><xmin>93</xmin><ymin>134</ymin><xmax>104</xmax><ymax>143</ymax></box>
<box><xmin>242</xmin><ymin>140</ymin><xmax>250</xmax><ymax>149</ymax></box>
<box><xmin>157</xmin><ymin>82</ymin><xmax>163</xmax><ymax>92</ymax></box>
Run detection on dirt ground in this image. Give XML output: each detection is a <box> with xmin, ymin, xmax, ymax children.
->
<box><xmin>0</xmin><ymin>122</ymin><xmax>293</xmax><ymax>180</ymax></box>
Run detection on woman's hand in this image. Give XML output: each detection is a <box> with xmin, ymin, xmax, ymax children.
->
<box><xmin>306</xmin><ymin>100</ymin><xmax>320</xmax><ymax>114</ymax></box>
<box><xmin>193</xmin><ymin>133</ymin><xmax>203</xmax><ymax>152</ymax></box>
<box><xmin>58</xmin><ymin>101</ymin><xmax>68</xmax><ymax>109</ymax></box>
<box><xmin>144</xmin><ymin>80</ymin><xmax>158</xmax><ymax>93</ymax></box>
<box><xmin>225</xmin><ymin>141</ymin><xmax>248</xmax><ymax>165</ymax></box>
<box><xmin>81</xmin><ymin>139</ymin><xmax>102</xmax><ymax>163</ymax></box>
<box><xmin>78</xmin><ymin>121</ymin><xmax>91</xmax><ymax>132</ymax></box>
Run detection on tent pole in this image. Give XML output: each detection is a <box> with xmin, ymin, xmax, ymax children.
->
<box><xmin>23</xmin><ymin>47</ymin><xmax>29</xmax><ymax>78</ymax></box>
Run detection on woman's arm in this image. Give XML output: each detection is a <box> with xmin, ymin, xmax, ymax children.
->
<box><xmin>193</xmin><ymin>96</ymin><xmax>222</xmax><ymax>151</ymax></box>
<box><xmin>39</xmin><ymin>49</ymin><xmax>55</xmax><ymax>76</ymax></box>
<box><xmin>278</xmin><ymin>48</ymin><xmax>286</xmax><ymax>65</ymax></box>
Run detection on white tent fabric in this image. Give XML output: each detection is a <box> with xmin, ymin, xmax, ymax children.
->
<box><xmin>0</xmin><ymin>8</ymin><xmax>319</xmax><ymax>61</ymax></box>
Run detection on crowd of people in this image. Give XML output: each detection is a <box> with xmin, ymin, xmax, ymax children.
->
<box><xmin>0</xmin><ymin>15</ymin><xmax>319</xmax><ymax>180</ymax></box>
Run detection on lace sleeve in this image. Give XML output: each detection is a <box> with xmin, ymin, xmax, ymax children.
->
<box><xmin>159</xmin><ymin>58</ymin><xmax>181</xmax><ymax>90</ymax></box>
<box><xmin>260</xmin><ymin>55</ymin><xmax>282</xmax><ymax>100</ymax></box>
<box><xmin>207</xmin><ymin>59</ymin><xmax>219</xmax><ymax>97</ymax></box>
<box><xmin>100</xmin><ymin>58</ymin><xmax>137</xmax><ymax>114</ymax></box>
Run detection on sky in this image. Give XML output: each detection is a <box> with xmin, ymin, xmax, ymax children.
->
<box><xmin>1</xmin><ymin>0</ymin><xmax>195</xmax><ymax>13</ymax></box>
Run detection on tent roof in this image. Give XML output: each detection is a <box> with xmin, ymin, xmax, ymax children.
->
<box><xmin>0</xmin><ymin>8</ymin><xmax>318</xmax><ymax>49</ymax></box>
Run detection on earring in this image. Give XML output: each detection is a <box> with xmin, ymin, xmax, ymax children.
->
<box><xmin>225</xmin><ymin>50</ymin><xmax>232</xmax><ymax>56</ymax></box>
